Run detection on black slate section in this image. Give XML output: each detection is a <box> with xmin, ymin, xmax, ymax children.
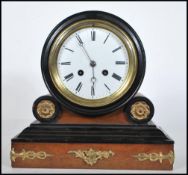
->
<box><xmin>12</xmin><ymin>121</ymin><xmax>174</xmax><ymax>144</ymax></box>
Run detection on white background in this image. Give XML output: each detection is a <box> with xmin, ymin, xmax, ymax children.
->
<box><xmin>2</xmin><ymin>1</ymin><xmax>186</xmax><ymax>174</ymax></box>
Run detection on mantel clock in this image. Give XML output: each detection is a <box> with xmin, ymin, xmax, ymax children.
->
<box><xmin>11</xmin><ymin>11</ymin><xmax>174</xmax><ymax>170</ymax></box>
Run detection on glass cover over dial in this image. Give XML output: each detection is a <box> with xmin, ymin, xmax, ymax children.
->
<box><xmin>57</xmin><ymin>27</ymin><xmax>129</xmax><ymax>100</ymax></box>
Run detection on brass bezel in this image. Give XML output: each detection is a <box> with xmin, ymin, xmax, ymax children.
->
<box><xmin>49</xmin><ymin>19</ymin><xmax>138</xmax><ymax>107</ymax></box>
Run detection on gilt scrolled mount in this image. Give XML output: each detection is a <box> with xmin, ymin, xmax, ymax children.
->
<box><xmin>133</xmin><ymin>151</ymin><xmax>175</xmax><ymax>165</ymax></box>
<box><xmin>10</xmin><ymin>148</ymin><xmax>53</xmax><ymax>162</ymax></box>
<box><xmin>68</xmin><ymin>148</ymin><xmax>115</xmax><ymax>166</ymax></box>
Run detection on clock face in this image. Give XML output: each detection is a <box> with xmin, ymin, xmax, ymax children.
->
<box><xmin>41</xmin><ymin>11</ymin><xmax>146</xmax><ymax>116</ymax></box>
<box><xmin>57</xmin><ymin>27</ymin><xmax>129</xmax><ymax>100</ymax></box>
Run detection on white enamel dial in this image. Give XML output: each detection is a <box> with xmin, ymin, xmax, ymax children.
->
<box><xmin>57</xmin><ymin>27</ymin><xmax>129</xmax><ymax>100</ymax></box>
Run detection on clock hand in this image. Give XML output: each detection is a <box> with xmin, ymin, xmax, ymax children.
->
<box><xmin>91</xmin><ymin>67</ymin><xmax>96</xmax><ymax>84</ymax></box>
<box><xmin>91</xmin><ymin>64</ymin><xmax>97</xmax><ymax>97</ymax></box>
<box><xmin>75</xmin><ymin>33</ymin><xmax>97</xmax><ymax>97</ymax></box>
<box><xmin>91</xmin><ymin>67</ymin><xmax>96</xmax><ymax>98</ymax></box>
<box><xmin>77</xmin><ymin>37</ymin><xmax>97</xmax><ymax>92</ymax></box>
<box><xmin>75</xmin><ymin>33</ymin><xmax>93</xmax><ymax>63</ymax></box>
<box><xmin>81</xmin><ymin>46</ymin><xmax>93</xmax><ymax>63</ymax></box>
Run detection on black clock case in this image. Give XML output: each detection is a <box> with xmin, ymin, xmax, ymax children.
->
<box><xmin>41</xmin><ymin>11</ymin><xmax>146</xmax><ymax>116</ymax></box>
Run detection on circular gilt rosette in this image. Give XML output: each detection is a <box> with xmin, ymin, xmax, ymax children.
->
<box><xmin>32</xmin><ymin>95</ymin><xmax>61</xmax><ymax>122</ymax></box>
<box><xmin>130</xmin><ymin>101</ymin><xmax>150</xmax><ymax>120</ymax></box>
<box><xmin>36</xmin><ymin>100</ymin><xmax>55</xmax><ymax>119</ymax></box>
<box><xmin>124</xmin><ymin>96</ymin><xmax>154</xmax><ymax>124</ymax></box>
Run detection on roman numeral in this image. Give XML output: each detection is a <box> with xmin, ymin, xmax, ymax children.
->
<box><xmin>91</xmin><ymin>85</ymin><xmax>95</xmax><ymax>97</ymax></box>
<box><xmin>60</xmin><ymin>62</ymin><xmax>71</xmax><ymax>65</ymax></box>
<box><xmin>115</xmin><ymin>61</ymin><xmax>126</xmax><ymax>65</ymax></box>
<box><xmin>112</xmin><ymin>73</ymin><xmax>122</xmax><ymax>81</ymax></box>
<box><xmin>76</xmin><ymin>33</ymin><xmax>83</xmax><ymax>45</ymax></box>
<box><xmin>112</xmin><ymin>46</ymin><xmax>121</xmax><ymax>53</ymax></box>
<box><xmin>103</xmin><ymin>33</ymin><xmax>110</xmax><ymax>44</ymax></box>
<box><xmin>91</xmin><ymin>30</ymin><xmax>96</xmax><ymax>41</ymax></box>
<box><xmin>104</xmin><ymin>83</ymin><xmax>110</xmax><ymax>91</ymax></box>
<box><xmin>65</xmin><ymin>47</ymin><xmax>74</xmax><ymax>52</ymax></box>
<box><xmin>75</xmin><ymin>82</ymin><xmax>82</xmax><ymax>93</ymax></box>
<box><xmin>64</xmin><ymin>73</ymin><xmax>74</xmax><ymax>81</ymax></box>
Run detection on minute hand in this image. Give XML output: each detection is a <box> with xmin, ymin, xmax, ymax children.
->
<box><xmin>76</xmin><ymin>34</ymin><xmax>92</xmax><ymax>62</ymax></box>
<box><xmin>81</xmin><ymin>45</ymin><xmax>93</xmax><ymax>62</ymax></box>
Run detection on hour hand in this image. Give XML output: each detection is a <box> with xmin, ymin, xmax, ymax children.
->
<box><xmin>91</xmin><ymin>75</ymin><xmax>96</xmax><ymax>98</ymax></box>
<box><xmin>91</xmin><ymin>84</ymin><xmax>95</xmax><ymax>97</ymax></box>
